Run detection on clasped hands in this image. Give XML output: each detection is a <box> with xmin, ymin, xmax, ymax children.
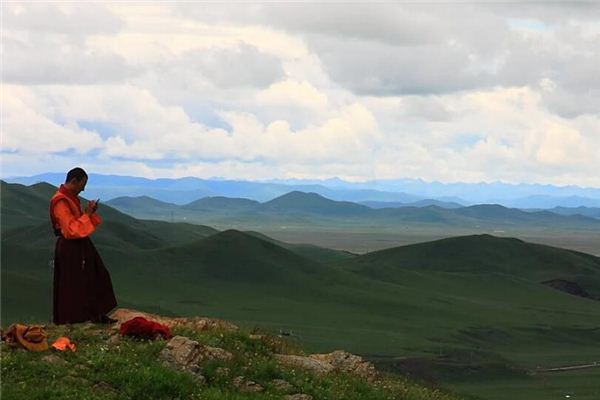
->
<box><xmin>85</xmin><ymin>199</ymin><xmax>100</xmax><ymax>215</ymax></box>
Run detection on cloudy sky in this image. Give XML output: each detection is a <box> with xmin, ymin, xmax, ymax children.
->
<box><xmin>2</xmin><ymin>2</ymin><xmax>599</xmax><ymax>186</ymax></box>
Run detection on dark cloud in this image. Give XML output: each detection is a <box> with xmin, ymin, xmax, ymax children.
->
<box><xmin>3</xmin><ymin>3</ymin><xmax>122</xmax><ymax>37</ymax></box>
<box><xmin>3</xmin><ymin>4</ymin><xmax>133</xmax><ymax>85</ymax></box>
<box><xmin>3</xmin><ymin>36</ymin><xmax>138</xmax><ymax>85</ymax></box>
<box><xmin>401</xmin><ymin>96</ymin><xmax>453</xmax><ymax>122</ymax></box>
<box><xmin>180</xmin><ymin>43</ymin><xmax>284</xmax><ymax>89</ymax></box>
<box><xmin>541</xmin><ymin>86</ymin><xmax>600</xmax><ymax>119</ymax></box>
<box><xmin>309</xmin><ymin>35</ymin><xmax>492</xmax><ymax>96</ymax></box>
<box><xmin>175</xmin><ymin>3</ymin><xmax>599</xmax><ymax>113</ymax></box>
<box><xmin>494</xmin><ymin>24</ymin><xmax>600</xmax><ymax>117</ymax></box>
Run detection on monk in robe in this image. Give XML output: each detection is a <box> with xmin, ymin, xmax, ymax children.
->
<box><xmin>49</xmin><ymin>167</ymin><xmax>117</xmax><ymax>324</ymax></box>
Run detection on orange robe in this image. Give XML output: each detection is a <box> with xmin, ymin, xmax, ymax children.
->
<box><xmin>50</xmin><ymin>188</ymin><xmax>101</xmax><ymax>238</ymax></box>
<box><xmin>49</xmin><ymin>185</ymin><xmax>117</xmax><ymax>324</ymax></box>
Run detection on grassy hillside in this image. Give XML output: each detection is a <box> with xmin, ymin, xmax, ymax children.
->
<box><xmin>1</xmin><ymin>315</ymin><xmax>465</xmax><ymax>400</ymax></box>
<box><xmin>262</xmin><ymin>191</ymin><xmax>371</xmax><ymax>216</ymax></box>
<box><xmin>184</xmin><ymin>196</ymin><xmax>261</xmax><ymax>211</ymax></box>
<box><xmin>339</xmin><ymin>234</ymin><xmax>600</xmax><ymax>298</ymax></box>
<box><xmin>244</xmin><ymin>231</ymin><xmax>355</xmax><ymax>264</ymax></box>
<box><xmin>3</xmin><ymin>182</ymin><xmax>600</xmax><ymax>399</ymax></box>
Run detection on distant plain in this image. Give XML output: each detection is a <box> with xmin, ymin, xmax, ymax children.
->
<box><xmin>258</xmin><ymin>228</ymin><xmax>600</xmax><ymax>257</ymax></box>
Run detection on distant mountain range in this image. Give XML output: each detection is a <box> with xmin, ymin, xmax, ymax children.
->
<box><xmin>104</xmin><ymin>191</ymin><xmax>600</xmax><ymax>233</ymax></box>
<box><xmin>360</xmin><ymin>199</ymin><xmax>464</xmax><ymax>209</ymax></box>
<box><xmin>547</xmin><ymin>206</ymin><xmax>600</xmax><ymax>220</ymax></box>
<box><xmin>266</xmin><ymin>177</ymin><xmax>600</xmax><ymax>206</ymax></box>
<box><xmin>6</xmin><ymin>173</ymin><xmax>600</xmax><ymax>208</ymax></box>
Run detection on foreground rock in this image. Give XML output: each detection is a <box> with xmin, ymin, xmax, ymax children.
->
<box><xmin>110</xmin><ymin>308</ymin><xmax>238</xmax><ymax>332</ymax></box>
<box><xmin>309</xmin><ymin>350</ymin><xmax>377</xmax><ymax>382</ymax></box>
<box><xmin>284</xmin><ymin>394</ymin><xmax>314</xmax><ymax>400</ymax></box>
<box><xmin>274</xmin><ymin>354</ymin><xmax>334</xmax><ymax>375</ymax></box>
<box><xmin>270</xmin><ymin>378</ymin><xmax>295</xmax><ymax>393</ymax></box>
<box><xmin>275</xmin><ymin>351</ymin><xmax>377</xmax><ymax>381</ymax></box>
<box><xmin>159</xmin><ymin>335</ymin><xmax>233</xmax><ymax>382</ymax></box>
<box><xmin>233</xmin><ymin>376</ymin><xmax>264</xmax><ymax>393</ymax></box>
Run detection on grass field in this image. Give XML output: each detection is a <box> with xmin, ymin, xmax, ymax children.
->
<box><xmin>447</xmin><ymin>368</ymin><xmax>600</xmax><ymax>400</ymax></box>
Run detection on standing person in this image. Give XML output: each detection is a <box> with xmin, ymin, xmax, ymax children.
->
<box><xmin>49</xmin><ymin>167</ymin><xmax>117</xmax><ymax>324</ymax></box>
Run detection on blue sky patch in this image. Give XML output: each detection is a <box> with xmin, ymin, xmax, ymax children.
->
<box><xmin>508</xmin><ymin>18</ymin><xmax>547</xmax><ymax>32</ymax></box>
<box><xmin>183</xmin><ymin>104</ymin><xmax>232</xmax><ymax>132</ymax></box>
<box><xmin>78</xmin><ymin>120</ymin><xmax>121</xmax><ymax>139</ymax></box>
<box><xmin>453</xmin><ymin>133</ymin><xmax>485</xmax><ymax>149</ymax></box>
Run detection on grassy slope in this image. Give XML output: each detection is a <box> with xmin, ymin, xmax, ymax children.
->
<box><xmin>1</xmin><ymin>322</ymin><xmax>464</xmax><ymax>400</ymax></box>
<box><xmin>4</xmin><ymin>228</ymin><xmax>599</xmax><ymax>361</ymax></box>
<box><xmin>338</xmin><ymin>234</ymin><xmax>600</xmax><ymax>297</ymax></box>
<box><xmin>3</xmin><ymin>182</ymin><xmax>600</xmax><ymax>399</ymax></box>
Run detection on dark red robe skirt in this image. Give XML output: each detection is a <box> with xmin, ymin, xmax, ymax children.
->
<box><xmin>53</xmin><ymin>236</ymin><xmax>117</xmax><ymax>324</ymax></box>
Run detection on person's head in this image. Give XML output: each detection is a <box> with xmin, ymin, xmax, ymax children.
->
<box><xmin>64</xmin><ymin>167</ymin><xmax>88</xmax><ymax>195</ymax></box>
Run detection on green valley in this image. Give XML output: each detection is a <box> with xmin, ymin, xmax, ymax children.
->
<box><xmin>2</xmin><ymin>181</ymin><xmax>600</xmax><ymax>399</ymax></box>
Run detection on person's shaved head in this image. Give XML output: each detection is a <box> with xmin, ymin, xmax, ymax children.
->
<box><xmin>65</xmin><ymin>167</ymin><xmax>88</xmax><ymax>183</ymax></box>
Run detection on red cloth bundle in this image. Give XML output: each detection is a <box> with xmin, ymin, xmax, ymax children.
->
<box><xmin>119</xmin><ymin>317</ymin><xmax>173</xmax><ymax>340</ymax></box>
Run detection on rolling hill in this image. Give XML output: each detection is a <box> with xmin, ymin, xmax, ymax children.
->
<box><xmin>262</xmin><ymin>191</ymin><xmax>372</xmax><ymax>216</ymax></box>
<box><xmin>548</xmin><ymin>206</ymin><xmax>600</xmax><ymax>220</ymax></box>
<box><xmin>105</xmin><ymin>190</ymin><xmax>600</xmax><ymax>232</ymax></box>
<box><xmin>151</xmin><ymin>229</ymin><xmax>328</xmax><ymax>284</ymax></box>
<box><xmin>361</xmin><ymin>199</ymin><xmax>465</xmax><ymax>209</ymax></box>
<box><xmin>338</xmin><ymin>234</ymin><xmax>600</xmax><ymax>298</ymax></box>
<box><xmin>183</xmin><ymin>196</ymin><xmax>261</xmax><ymax>211</ymax></box>
<box><xmin>3</xmin><ymin>181</ymin><xmax>600</xmax><ymax>399</ymax></box>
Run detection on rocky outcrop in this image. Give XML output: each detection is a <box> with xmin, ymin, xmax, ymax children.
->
<box><xmin>270</xmin><ymin>378</ymin><xmax>295</xmax><ymax>393</ymax></box>
<box><xmin>284</xmin><ymin>394</ymin><xmax>314</xmax><ymax>400</ymax></box>
<box><xmin>310</xmin><ymin>350</ymin><xmax>377</xmax><ymax>382</ymax></box>
<box><xmin>115</xmin><ymin>309</ymin><xmax>378</xmax><ymax>390</ymax></box>
<box><xmin>274</xmin><ymin>354</ymin><xmax>334</xmax><ymax>375</ymax></box>
<box><xmin>110</xmin><ymin>308</ymin><xmax>238</xmax><ymax>332</ymax></box>
<box><xmin>275</xmin><ymin>351</ymin><xmax>377</xmax><ymax>382</ymax></box>
<box><xmin>159</xmin><ymin>335</ymin><xmax>233</xmax><ymax>382</ymax></box>
<box><xmin>232</xmin><ymin>376</ymin><xmax>264</xmax><ymax>393</ymax></box>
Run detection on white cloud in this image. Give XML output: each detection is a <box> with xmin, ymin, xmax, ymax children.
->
<box><xmin>2</xmin><ymin>86</ymin><xmax>103</xmax><ymax>155</ymax></box>
<box><xmin>257</xmin><ymin>80</ymin><xmax>328</xmax><ymax>110</ymax></box>
<box><xmin>2</xmin><ymin>4</ymin><xmax>134</xmax><ymax>85</ymax></box>
<box><xmin>178</xmin><ymin>43</ymin><xmax>284</xmax><ymax>89</ymax></box>
<box><xmin>2</xmin><ymin>3</ymin><xmax>599</xmax><ymax>187</ymax></box>
<box><xmin>3</xmin><ymin>3</ymin><xmax>122</xmax><ymax>36</ymax></box>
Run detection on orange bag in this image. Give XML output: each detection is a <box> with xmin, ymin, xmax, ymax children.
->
<box><xmin>51</xmin><ymin>337</ymin><xmax>76</xmax><ymax>352</ymax></box>
<box><xmin>1</xmin><ymin>324</ymin><xmax>49</xmax><ymax>352</ymax></box>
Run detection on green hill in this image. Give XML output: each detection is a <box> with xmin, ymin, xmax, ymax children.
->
<box><xmin>454</xmin><ymin>204</ymin><xmax>596</xmax><ymax>225</ymax></box>
<box><xmin>339</xmin><ymin>234</ymin><xmax>600</xmax><ymax>298</ymax></box>
<box><xmin>1</xmin><ymin>181</ymin><xmax>218</xmax><ymax>249</ymax></box>
<box><xmin>102</xmin><ymin>189</ymin><xmax>600</xmax><ymax>233</ymax></box>
<box><xmin>183</xmin><ymin>196</ymin><xmax>261</xmax><ymax>211</ymax></box>
<box><xmin>262</xmin><ymin>191</ymin><xmax>371</xmax><ymax>216</ymax></box>
<box><xmin>152</xmin><ymin>229</ymin><xmax>327</xmax><ymax>284</ymax></box>
<box><xmin>0</xmin><ymin>181</ymin><xmax>57</xmax><ymax>229</ymax></box>
<box><xmin>106</xmin><ymin>195</ymin><xmax>176</xmax><ymax>209</ymax></box>
<box><xmin>244</xmin><ymin>230</ymin><xmax>355</xmax><ymax>264</ymax></box>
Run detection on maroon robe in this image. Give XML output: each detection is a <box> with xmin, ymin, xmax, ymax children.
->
<box><xmin>50</xmin><ymin>186</ymin><xmax>117</xmax><ymax>324</ymax></box>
